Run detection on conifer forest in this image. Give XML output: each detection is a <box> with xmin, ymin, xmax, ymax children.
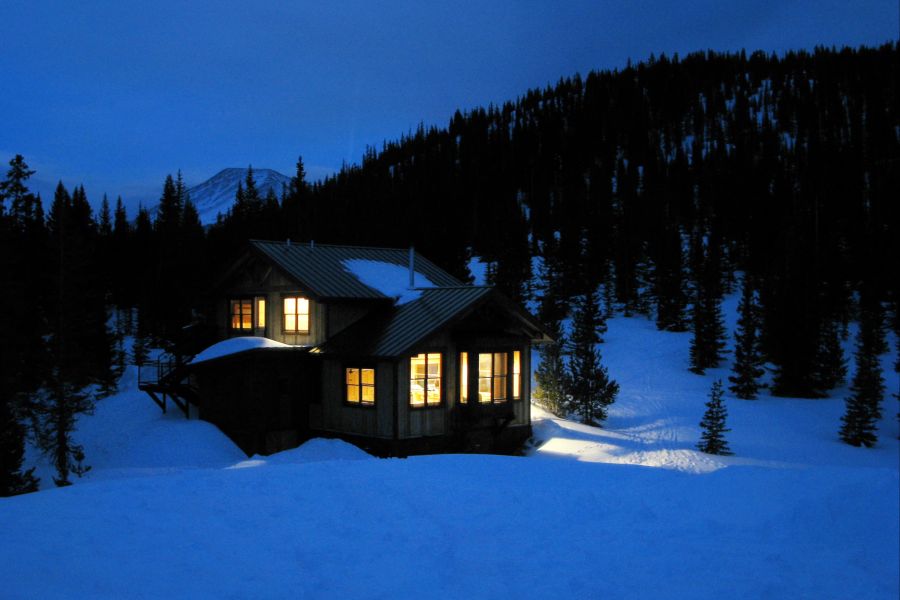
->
<box><xmin>1</xmin><ymin>44</ymin><xmax>898</xmax><ymax>491</ymax></box>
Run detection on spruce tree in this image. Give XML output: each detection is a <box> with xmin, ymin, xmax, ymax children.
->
<box><xmin>812</xmin><ymin>315</ymin><xmax>847</xmax><ymax>394</ymax></box>
<box><xmin>697</xmin><ymin>380</ymin><xmax>732</xmax><ymax>455</ymax></box>
<box><xmin>688</xmin><ymin>238</ymin><xmax>727</xmax><ymax>374</ymax></box>
<box><xmin>566</xmin><ymin>288</ymin><xmax>619</xmax><ymax>424</ymax></box>
<box><xmin>533</xmin><ymin>320</ymin><xmax>569</xmax><ymax>417</ymax></box>
<box><xmin>0</xmin><ymin>393</ymin><xmax>39</xmax><ymax>496</ymax></box>
<box><xmin>839</xmin><ymin>308</ymin><xmax>885</xmax><ymax>447</ymax></box>
<box><xmin>728</xmin><ymin>277</ymin><xmax>765</xmax><ymax>398</ymax></box>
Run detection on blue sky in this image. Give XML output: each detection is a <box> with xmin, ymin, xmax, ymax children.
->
<box><xmin>1</xmin><ymin>1</ymin><xmax>896</xmax><ymax>210</ymax></box>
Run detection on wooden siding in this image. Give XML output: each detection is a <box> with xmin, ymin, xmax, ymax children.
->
<box><xmin>317</xmin><ymin>358</ymin><xmax>394</xmax><ymax>439</ymax></box>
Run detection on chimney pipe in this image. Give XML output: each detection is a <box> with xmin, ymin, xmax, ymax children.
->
<box><xmin>286</xmin><ymin>238</ymin><xmax>291</xmax><ymax>247</ymax></box>
<box><xmin>408</xmin><ymin>246</ymin><xmax>415</xmax><ymax>289</ymax></box>
<box><xmin>310</xmin><ymin>240</ymin><xmax>315</xmax><ymax>249</ymax></box>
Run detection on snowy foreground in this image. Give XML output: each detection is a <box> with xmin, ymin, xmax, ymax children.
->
<box><xmin>3</xmin><ymin>307</ymin><xmax>898</xmax><ymax>599</ymax></box>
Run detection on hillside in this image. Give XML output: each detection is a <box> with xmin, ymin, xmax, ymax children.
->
<box><xmin>4</xmin><ymin>295</ymin><xmax>898</xmax><ymax>599</ymax></box>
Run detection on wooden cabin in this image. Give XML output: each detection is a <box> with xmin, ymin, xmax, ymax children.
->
<box><xmin>185</xmin><ymin>240</ymin><xmax>551</xmax><ymax>457</ymax></box>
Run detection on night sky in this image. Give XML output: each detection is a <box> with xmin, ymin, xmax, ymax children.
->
<box><xmin>1</xmin><ymin>1</ymin><xmax>896</xmax><ymax>209</ymax></box>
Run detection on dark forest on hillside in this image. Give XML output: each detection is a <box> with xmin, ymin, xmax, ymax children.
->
<box><xmin>1</xmin><ymin>44</ymin><xmax>897</xmax><ymax>490</ymax></box>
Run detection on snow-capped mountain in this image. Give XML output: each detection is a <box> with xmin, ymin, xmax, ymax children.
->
<box><xmin>187</xmin><ymin>167</ymin><xmax>292</xmax><ymax>224</ymax></box>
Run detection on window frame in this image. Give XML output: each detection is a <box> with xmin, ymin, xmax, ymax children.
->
<box><xmin>229</xmin><ymin>298</ymin><xmax>254</xmax><ymax>332</ymax></box>
<box><xmin>459</xmin><ymin>348</ymin><xmax>524</xmax><ymax>405</ymax></box>
<box><xmin>409</xmin><ymin>352</ymin><xmax>443</xmax><ymax>409</ymax></box>
<box><xmin>344</xmin><ymin>365</ymin><xmax>376</xmax><ymax>408</ymax></box>
<box><xmin>282</xmin><ymin>295</ymin><xmax>311</xmax><ymax>334</ymax></box>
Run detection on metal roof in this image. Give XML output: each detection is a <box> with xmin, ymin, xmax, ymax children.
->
<box><xmin>249</xmin><ymin>240</ymin><xmax>462</xmax><ymax>300</ymax></box>
<box><xmin>314</xmin><ymin>286</ymin><xmax>496</xmax><ymax>357</ymax></box>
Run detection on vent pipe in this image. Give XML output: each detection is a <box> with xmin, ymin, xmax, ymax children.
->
<box><xmin>408</xmin><ymin>246</ymin><xmax>415</xmax><ymax>289</ymax></box>
<box><xmin>286</xmin><ymin>238</ymin><xmax>291</xmax><ymax>247</ymax></box>
<box><xmin>310</xmin><ymin>240</ymin><xmax>315</xmax><ymax>249</ymax></box>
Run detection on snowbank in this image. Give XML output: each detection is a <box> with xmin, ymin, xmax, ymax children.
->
<box><xmin>190</xmin><ymin>336</ymin><xmax>290</xmax><ymax>364</ymax></box>
<box><xmin>342</xmin><ymin>259</ymin><xmax>438</xmax><ymax>305</ymax></box>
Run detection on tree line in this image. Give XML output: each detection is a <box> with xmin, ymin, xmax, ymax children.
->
<box><xmin>2</xmin><ymin>43</ymin><xmax>897</xmax><ymax>493</ymax></box>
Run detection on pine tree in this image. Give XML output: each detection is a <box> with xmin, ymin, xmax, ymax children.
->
<box><xmin>533</xmin><ymin>320</ymin><xmax>569</xmax><ymax>416</ymax></box>
<box><xmin>566</xmin><ymin>288</ymin><xmax>619</xmax><ymax>424</ymax></box>
<box><xmin>812</xmin><ymin>315</ymin><xmax>847</xmax><ymax>394</ymax></box>
<box><xmin>728</xmin><ymin>277</ymin><xmax>765</xmax><ymax>399</ymax></box>
<box><xmin>697</xmin><ymin>380</ymin><xmax>732</xmax><ymax>455</ymax></box>
<box><xmin>0</xmin><ymin>393</ymin><xmax>39</xmax><ymax>496</ymax></box>
<box><xmin>839</xmin><ymin>308</ymin><xmax>885</xmax><ymax>447</ymax></box>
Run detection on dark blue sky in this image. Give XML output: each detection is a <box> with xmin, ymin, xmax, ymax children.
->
<box><xmin>1</xmin><ymin>1</ymin><xmax>896</xmax><ymax>209</ymax></box>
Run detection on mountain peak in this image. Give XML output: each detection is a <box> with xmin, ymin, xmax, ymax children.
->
<box><xmin>188</xmin><ymin>167</ymin><xmax>291</xmax><ymax>224</ymax></box>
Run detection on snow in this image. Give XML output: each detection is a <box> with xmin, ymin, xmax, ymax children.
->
<box><xmin>3</xmin><ymin>293</ymin><xmax>898</xmax><ymax>598</ymax></box>
<box><xmin>467</xmin><ymin>254</ymin><xmax>488</xmax><ymax>285</ymax></box>
<box><xmin>190</xmin><ymin>336</ymin><xmax>290</xmax><ymax>364</ymax></box>
<box><xmin>342</xmin><ymin>258</ymin><xmax>438</xmax><ymax>305</ymax></box>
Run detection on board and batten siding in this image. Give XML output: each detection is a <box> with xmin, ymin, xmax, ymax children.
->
<box><xmin>316</xmin><ymin>358</ymin><xmax>394</xmax><ymax>439</ymax></box>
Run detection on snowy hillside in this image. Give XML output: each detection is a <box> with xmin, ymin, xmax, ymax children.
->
<box><xmin>2</xmin><ymin>298</ymin><xmax>898</xmax><ymax>598</ymax></box>
<box><xmin>186</xmin><ymin>167</ymin><xmax>291</xmax><ymax>224</ymax></box>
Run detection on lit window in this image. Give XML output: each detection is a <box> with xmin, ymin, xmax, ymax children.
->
<box><xmin>410</xmin><ymin>353</ymin><xmax>441</xmax><ymax>407</ymax></box>
<box><xmin>459</xmin><ymin>352</ymin><xmax>468</xmax><ymax>404</ymax></box>
<box><xmin>257</xmin><ymin>298</ymin><xmax>266</xmax><ymax>328</ymax></box>
<box><xmin>478</xmin><ymin>352</ymin><xmax>511</xmax><ymax>404</ymax></box>
<box><xmin>283</xmin><ymin>297</ymin><xmax>310</xmax><ymax>333</ymax></box>
<box><xmin>230</xmin><ymin>299</ymin><xmax>252</xmax><ymax>330</ymax></box>
<box><xmin>346</xmin><ymin>368</ymin><xmax>375</xmax><ymax>405</ymax></box>
<box><xmin>512</xmin><ymin>351</ymin><xmax>521</xmax><ymax>400</ymax></box>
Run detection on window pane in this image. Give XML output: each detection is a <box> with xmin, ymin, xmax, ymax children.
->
<box><xmin>478</xmin><ymin>353</ymin><xmax>492</xmax><ymax>378</ymax></box>
<box><xmin>459</xmin><ymin>353</ymin><xmax>468</xmax><ymax>403</ymax></box>
<box><xmin>297</xmin><ymin>298</ymin><xmax>309</xmax><ymax>315</ymax></box>
<box><xmin>361</xmin><ymin>385</ymin><xmax>375</xmax><ymax>404</ymax></box>
<box><xmin>494</xmin><ymin>375</ymin><xmax>508</xmax><ymax>401</ymax></box>
<box><xmin>284</xmin><ymin>298</ymin><xmax>296</xmax><ymax>314</ymax></box>
<box><xmin>410</xmin><ymin>379</ymin><xmax>425</xmax><ymax>406</ymax></box>
<box><xmin>494</xmin><ymin>352</ymin><xmax>508</xmax><ymax>376</ymax></box>
<box><xmin>361</xmin><ymin>368</ymin><xmax>374</xmax><ymax>385</ymax></box>
<box><xmin>513</xmin><ymin>351</ymin><xmax>521</xmax><ymax>399</ymax></box>
<box><xmin>242</xmin><ymin>314</ymin><xmax>252</xmax><ymax>329</ymax></box>
<box><xmin>427</xmin><ymin>377</ymin><xmax>441</xmax><ymax>405</ymax></box>
<box><xmin>298</xmin><ymin>315</ymin><xmax>309</xmax><ymax>332</ymax></box>
<box><xmin>410</xmin><ymin>354</ymin><xmax>426</xmax><ymax>379</ymax></box>
<box><xmin>285</xmin><ymin>314</ymin><xmax>296</xmax><ymax>332</ymax></box>
<box><xmin>231</xmin><ymin>315</ymin><xmax>240</xmax><ymax>329</ymax></box>
<box><xmin>478</xmin><ymin>377</ymin><xmax>491</xmax><ymax>403</ymax></box>
<box><xmin>427</xmin><ymin>353</ymin><xmax>441</xmax><ymax>378</ymax></box>
<box><xmin>346</xmin><ymin>385</ymin><xmax>359</xmax><ymax>403</ymax></box>
<box><xmin>257</xmin><ymin>299</ymin><xmax>266</xmax><ymax>328</ymax></box>
<box><xmin>346</xmin><ymin>368</ymin><xmax>359</xmax><ymax>385</ymax></box>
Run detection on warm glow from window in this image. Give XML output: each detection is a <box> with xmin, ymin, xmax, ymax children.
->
<box><xmin>283</xmin><ymin>297</ymin><xmax>310</xmax><ymax>333</ymax></box>
<box><xmin>460</xmin><ymin>352</ymin><xmax>468</xmax><ymax>404</ymax></box>
<box><xmin>346</xmin><ymin>367</ymin><xmax>375</xmax><ymax>405</ymax></box>
<box><xmin>513</xmin><ymin>351</ymin><xmax>521</xmax><ymax>400</ymax></box>
<box><xmin>410</xmin><ymin>353</ymin><xmax>441</xmax><ymax>407</ymax></box>
<box><xmin>230</xmin><ymin>299</ymin><xmax>252</xmax><ymax>330</ymax></box>
<box><xmin>257</xmin><ymin>298</ymin><xmax>266</xmax><ymax>328</ymax></box>
<box><xmin>478</xmin><ymin>352</ymin><xmax>510</xmax><ymax>404</ymax></box>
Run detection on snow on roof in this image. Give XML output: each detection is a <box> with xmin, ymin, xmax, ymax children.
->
<box><xmin>342</xmin><ymin>258</ymin><xmax>438</xmax><ymax>305</ymax></box>
<box><xmin>191</xmin><ymin>336</ymin><xmax>291</xmax><ymax>365</ymax></box>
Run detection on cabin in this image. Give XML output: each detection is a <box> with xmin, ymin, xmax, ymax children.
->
<box><xmin>143</xmin><ymin>240</ymin><xmax>551</xmax><ymax>457</ymax></box>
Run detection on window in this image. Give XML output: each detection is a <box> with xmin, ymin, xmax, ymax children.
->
<box><xmin>230</xmin><ymin>299</ymin><xmax>252</xmax><ymax>330</ymax></box>
<box><xmin>256</xmin><ymin>298</ymin><xmax>266</xmax><ymax>328</ymax></box>
<box><xmin>283</xmin><ymin>297</ymin><xmax>310</xmax><ymax>333</ymax></box>
<box><xmin>478</xmin><ymin>352</ymin><xmax>508</xmax><ymax>403</ymax></box>
<box><xmin>410</xmin><ymin>353</ymin><xmax>441</xmax><ymax>407</ymax></box>
<box><xmin>512</xmin><ymin>351</ymin><xmax>521</xmax><ymax>400</ymax></box>
<box><xmin>459</xmin><ymin>352</ymin><xmax>468</xmax><ymax>404</ymax></box>
<box><xmin>346</xmin><ymin>367</ymin><xmax>375</xmax><ymax>406</ymax></box>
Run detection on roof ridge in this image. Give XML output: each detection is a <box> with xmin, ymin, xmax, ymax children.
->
<box><xmin>250</xmin><ymin>239</ymin><xmax>416</xmax><ymax>253</ymax></box>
